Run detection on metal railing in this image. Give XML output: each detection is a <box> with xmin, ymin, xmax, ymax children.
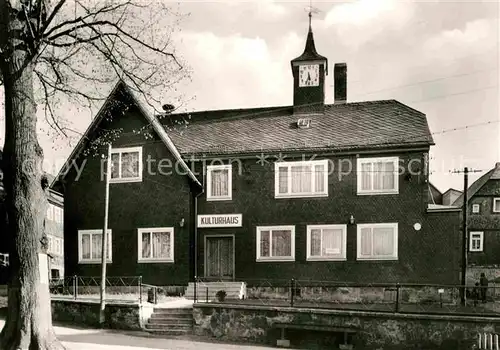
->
<box><xmin>193</xmin><ymin>277</ymin><xmax>500</xmax><ymax>317</ymax></box>
<box><xmin>193</xmin><ymin>277</ymin><xmax>210</xmax><ymax>303</ymax></box>
<box><xmin>477</xmin><ymin>332</ymin><xmax>500</xmax><ymax>349</ymax></box>
<box><xmin>49</xmin><ymin>275</ymin><xmax>167</xmax><ymax>304</ymax></box>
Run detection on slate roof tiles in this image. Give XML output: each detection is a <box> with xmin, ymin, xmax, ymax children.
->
<box><xmin>164</xmin><ymin>100</ymin><xmax>434</xmax><ymax>156</ymax></box>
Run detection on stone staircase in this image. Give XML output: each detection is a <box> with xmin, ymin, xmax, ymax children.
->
<box><xmin>144</xmin><ymin>307</ymin><xmax>193</xmax><ymax>336</ymax></box>
<box><xmin>184</xmin><ymin>281</ymin><xmax>247</xmax><ymax>301</ymax></box>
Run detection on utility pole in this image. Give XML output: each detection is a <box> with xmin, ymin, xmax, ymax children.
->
<box><xmin>452</xmin><ymin>167</ymin><xmax>482</xmax><ymax>306</ymax></box>
<box><xmin>99</xmin><ymin>144</ymin><xmax>111</xmax><ymax>326</ymax></box>
<box><xmin>460</xmin><ymin>167</ymin><xmax>468</xmax><ymax>307</ymax></box>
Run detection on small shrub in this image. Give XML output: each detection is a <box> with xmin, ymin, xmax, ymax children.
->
<box><xmin>216</xmin><ymin>290</ymin><xmax>227</xmax><ymax>302</ymax></box>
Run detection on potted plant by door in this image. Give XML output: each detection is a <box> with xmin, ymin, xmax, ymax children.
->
<box><xmin>216</xmin><ymin>290</ymin><xmax>227</xmax><ymax>302</ymax></box>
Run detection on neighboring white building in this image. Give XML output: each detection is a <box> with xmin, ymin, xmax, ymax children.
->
<box><xmin>46</xmin><ymin>188</ymin><xmax>64</xmax><ymax>279</ymax></box>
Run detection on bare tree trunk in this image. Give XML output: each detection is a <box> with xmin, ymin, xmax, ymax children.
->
<box><xmin>0</xmin><ymin>2</ymin><xmax>65</xmax><ymax>349</ymax></box>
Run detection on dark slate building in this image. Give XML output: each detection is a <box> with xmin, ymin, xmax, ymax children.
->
<box><xmin>53</xmin><ymin>20</ymin><xmax>461</xmax><ymax>297</ymax></box>
<box><xmin>453</xmin><ymin>162</ymin><xmax>500</xmax><ymax>285</ymax></box>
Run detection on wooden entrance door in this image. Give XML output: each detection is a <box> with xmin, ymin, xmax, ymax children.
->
<box><xmin>205</xmin><ymin>236</ymin><xmax>234</xmax><ymax>280</ymax></box>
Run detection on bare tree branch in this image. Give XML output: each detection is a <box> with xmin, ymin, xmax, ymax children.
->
<box><xmin>35</xmin><ymin>69</ymin><xmax>68</xmax><ymax>137</ymax></box>
<box><xmin>40</xmin><ymin>0</ymin><xmax>67</xmax><ymax>37</ymax></box>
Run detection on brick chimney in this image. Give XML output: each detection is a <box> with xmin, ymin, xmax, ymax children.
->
<box><xmin>334</xmin><ymin>63</ymin><xmax>347</xmax><ymax>104</ymax></box>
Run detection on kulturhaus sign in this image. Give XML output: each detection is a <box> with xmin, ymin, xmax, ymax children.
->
<box><xmin>197</xmin><ymin>214</ymin><xmax>242</xmax><ymax>228</ymax></box>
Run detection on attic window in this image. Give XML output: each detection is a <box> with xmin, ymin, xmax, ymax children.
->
<box><xmin>297</xmin><ymin>118</ymin><xmax>311</xmax><ymax>129</ymax></box>
<box><xmin>110</xmin><ymin>146</ymin><xmax>143</xmax><ymax>183</ymax></box>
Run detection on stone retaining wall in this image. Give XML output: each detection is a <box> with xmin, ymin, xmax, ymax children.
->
<box><xmin>193</xmin><ymin>303</ymin><xmax>500</xmax><ymax>349</ymax></box>
<box><xmin>51</xmin><ymin>299</ymin><xmax>143</xmax><ymax>330</ymax></box>
<box><xmin>247</xmin><ymin>285</ymin><xmax>458</xmax><ymax>305</ymax></box>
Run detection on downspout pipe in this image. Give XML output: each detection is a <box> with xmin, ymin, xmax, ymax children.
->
<box><xmin>193</xmin><ymin>187</ymin><xmax>203</xmax><ymax>303</ymax></box>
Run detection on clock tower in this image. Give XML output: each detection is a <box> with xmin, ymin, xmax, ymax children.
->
<box><xmin>291</xmin><ymin>12</ymin><xmax>328</xmax><ymax>114</ymax></box>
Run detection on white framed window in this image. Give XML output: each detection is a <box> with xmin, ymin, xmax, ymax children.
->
<box><xmin>46</xmin><ymin>205</ymin><xmax>54</xmax><ymax>221</ymax></box>
<box><xmin>206</xmin><ymin>164</ymin><xmax>232</xmax><ymax>201</ymax></box>
<box><xmin>110</xmin><ymin>147</ymin><xmax>143</xmax><ymax>183</ymax></box>
<box><xmin>494</xmin><ymin>198</ymin><xmax>500</xmax><ymax>213</ymax></box>
<box><xmin>55</xmin><ymin>238</ymin><xmax>61</xmax><ymax>255</ymax></box>
<box><xmin>470</xmin><ymin>231</ymin><xmax>484</xmax><ymax>252</ymax></box>
<box><xmin>357</xmin><ymin>223</ymin><xmax>398</xmax><ymax>260</ymax></box>
<box><xmin>472</xmin><ymin>204</ymin><xmax>481</xmax><ymax>214</ymax></box>
<box><xmin>137</xmin><ymin>227</ymin><xmax>174</xmax><ymax>263</ymax></box>
<box><xmin>357</xmin><ymin>157</ymin><xmax>399</xmax><ymax>195</ymax></box>
<box><xmin>78</xmin><ymin>229</ymin><xmax>112</xmax><ymax>263</ymax></box>
<box><xmin>256</xmin><ymin>226</ymin><xmax>295</xmax><ymax>262</ymax></box>
<box><xmin>54</xmin><ymin>207</ymin><xmax>62</xmax><ymax>223</ymax></box>
<box><xmin>275</xmin><ymin>159</ymin><xmax>328</xmax><ymax>198</ymax></box>
<box><xmin>307</xmin><ymin>225</ymin><xmax>347</xmax><ymax>261</ymax></box>
<box><xmin>48</xmin><ymin>236</ymin><xmax>53</xmax><ymax>253</ymax></box>
<box><xmin>0</xmin><ymin>253</ymin><xmax>9</xmax><ymax>266</ymax></box>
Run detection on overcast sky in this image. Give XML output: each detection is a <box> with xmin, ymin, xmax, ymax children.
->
<box><xmin>1</xmin><ymin>0</ymin><xmax>499</xmax><ymax>193</ymax></box>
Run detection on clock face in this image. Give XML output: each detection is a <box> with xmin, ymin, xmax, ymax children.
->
<box><xmin>299</xmin><ymin>64</ymin><xmax>320</xmax><ymax>87</ymax></box>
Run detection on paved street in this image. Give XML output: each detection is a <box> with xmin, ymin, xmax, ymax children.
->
<box><xmin>0</xmin><ymin>320</ymin><xmax>279</xmax><ymax>350</ymax></box>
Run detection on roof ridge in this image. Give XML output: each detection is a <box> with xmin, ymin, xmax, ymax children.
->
<box><xmin>163</xmin><ymin>99</ymin><xmax>417</xmax><ymax>126</ymax></box>
<box><xmin>452</xmin><ymin>168</ymin><xmax>495</xmax><ymax>206</ymax></box>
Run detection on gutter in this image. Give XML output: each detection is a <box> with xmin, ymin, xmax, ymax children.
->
<box><xmin>193</xmin><ymin>189</ymin><xmax>203</xmax><ymax>280</ymax></box>
<box><xmin>181</xmin><ymin>146</ymin><xmax>432</xmax><ymax>161</ymax></box>
<box><xmin>426</xmin><ymin>208</ymin><xmax>462</xmax><ymax>213</ymax></box>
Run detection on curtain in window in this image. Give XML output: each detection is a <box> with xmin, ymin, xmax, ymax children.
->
<box><xmin>291</xmin><ymin>165</ymin><xmax>312</xmax><ymax>193</ymax></box>
<box><xmin>373</xmin><ymin>161</ymin><xmax>395</xmax><ymax>190</ymax></box>
<box><xmin>322</xmin><ymin>229</ymin><xmax>342</xmax><ymax>255</ymax></box>
<box><xmin>271</xmin><ymin>230</ymin><xmax>291</xmax><ymax>257</ymax></box>
<box><xmin>278</xmin><ymin>167</ymin><xmax>288</xmax><ymax>194</ymax></box>
<box><xmin>122</xmin><ymin>152</ymin><xmax>139</xmax><ymax>178</ymax></box>
<box><xmin>260</xmin><ymin>230</ymin><xmax>270</xmax><ymax>257</ymax></box>
<box><xmin>152</xmin><ymin>231</ymin><xmax>171</xmax><ymax>259</ymax></box>
<box><xmin>81</xmin><ymin>235</ymin><xmax>91</xmax><ymax>259</ymax></box>
<box><xmin>373</xmin><ymin>227</ymin><xmax>394</xmax><ymax>256</ymax></box>
<box><xmin>361</xmin><ymin>163</ymin><xmax>371</xmax><ymax>191</ymax></box>
<box><xmin>91</xmin><ymin>234</ymin><xmax>101</xmax><ymax>259</ymax></box>
<box><xmin>373</xmin><ymin>162</ymin><xmax>384</xmax><ymax>190</ymax></box>
<box><xmin>383</xmin><ymin>161</ymin><xmax>395</xmax><ymax>190</ymax></box>
<box><xmin>142</xmin><ymin>232</ymin><xmax>151</xmax><ymax>259</ymax></box>
<box><xmin>111</xmin><ymin>153</ymin><xmax>120</xmax><ymax>179</ymax></box>
<box><xmin>314</xmin><ymin>164</ymin><xmax>325</xmax><ymax>193</ymax></box>
<box><xmin>211</xmin><ymin>169</ymin><xmax>229</xmax><ymax>197</ymax></box>
<box><xmin>310</xmin><ymin>229</ymin><xmax>321</xmax><ymax>256</ymax></box>
<box><xmin>360</xmin><ymin>228</ymin><xmax>372</xmax><ymax>256</ymax></box>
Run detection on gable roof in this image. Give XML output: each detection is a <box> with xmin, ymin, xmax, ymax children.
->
<box><xmin>429</xmin><ymin>182</ymin><xmax>442</xmax><ymax>195</ymax></box>
<box><xmin>453</xmin><ymin>162</ymin><xmax>500</xmax><ymax>207</ymax></box>
<box><xmin>51</xmin><ymin>80</ymin><xmax>201</xmax><ymax>189</ymax></box>
<box><xmin>428</xmin><ymin>182</ymin><xmax>442</xmax><ymax>205</ymax></box>
<box><xmin>443</xmin><ymin>188</ymin><xmax>462</xmax><ymax>196</ymax></box>
<box><xmin>164</xmin><ymin>100</ymin><xmax>434</xmax><ymax>156</ymax></box>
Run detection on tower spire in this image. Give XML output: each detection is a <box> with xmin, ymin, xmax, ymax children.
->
<box><xmin>308</xmin><ymin>0</ymin><xmax>312</xmax><ymax>32</ymax></box>
<box><xmin>291</xmin><ymin>3</ymin><xmax>325</xmax><ymax>64</ymax></box>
